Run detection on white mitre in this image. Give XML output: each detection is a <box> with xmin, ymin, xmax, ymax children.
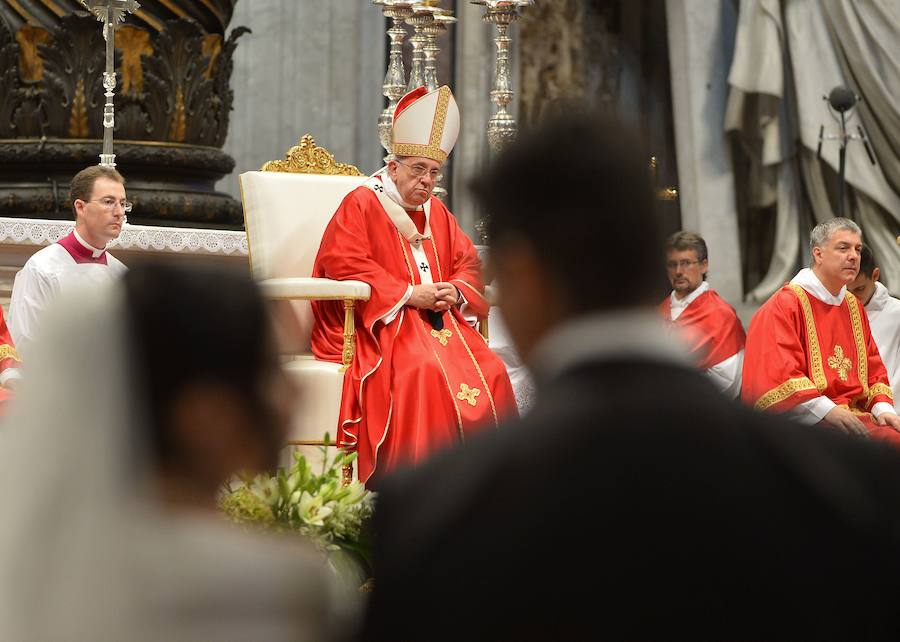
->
<box><xmin>392</xmin><ymin>85</ymin><xmax>460</xmax><ymax>164</ymax></box>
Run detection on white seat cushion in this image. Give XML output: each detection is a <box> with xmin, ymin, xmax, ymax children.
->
<box><xmin>260</xmin><ymin>277</ymin><xmax>371</xmax><ymax>300</ymax></box>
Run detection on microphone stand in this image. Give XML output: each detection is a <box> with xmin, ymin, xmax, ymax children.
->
<box><xmin>817</xmin><ymin>87</ymin><xmax>877</xmax><ymax>219</ymax></box>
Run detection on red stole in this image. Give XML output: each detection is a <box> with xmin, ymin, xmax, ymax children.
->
<box><xmin>742</xmin><ymin>285</ymin><xmax>895</xmax><ymax>441</ymax></box>
<box><xmin>659</xmin><ymin>289</ymin><xmax>745</xmax><ymax>369</ymax></box>
<box><xmin>311</xmin><ymin>186</ymin><xmax>516</xmax><ymax>484</ymax></box>
<box><xmin>58</xmin><ymin>232</ymin><xmax>108</xmax><ymax>265</ymax></box>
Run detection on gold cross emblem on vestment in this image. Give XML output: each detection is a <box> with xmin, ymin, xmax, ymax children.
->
<box><xmin>827</xmin><ymin>345</ymin><xmax>852</xmax><ymax>381</ymax></box>
<box><xmin>456</xmin><ymin>383</ymin><xmax>480</xmax><ymax>407</ymax></box>
<box><xmin>431</xmin><ymin>328</ymin><xmax>452</xmax><ymax>346</ymax></box>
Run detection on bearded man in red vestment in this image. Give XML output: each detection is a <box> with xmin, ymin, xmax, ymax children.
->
<box><xmin>742</xmin><ymin>218</ymin><xmax>900</xmax><ymax>442</ymax></box>
<box><xmin>311</xmin><ymin>86</ymin><xmax>517</xmax><ymax>485</ymax></box>
<box><xmin>658</xmin><ymin>231</ymin><xmax>745</xmax><ymax>398</ymax></box>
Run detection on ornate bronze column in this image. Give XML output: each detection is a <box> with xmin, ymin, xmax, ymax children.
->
<box><xmin>0</xmin><ymin>0</ymin><xmax>246</xmax><ymax>228</ymax></box>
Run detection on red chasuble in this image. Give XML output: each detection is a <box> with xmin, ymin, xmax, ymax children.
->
<box><xmin>311</xmin><ymin>185</ymin><xmax>517</xmax><ymax>484</ymax></box>
<box><xmin>658</xmin><ymin>290</ymin><xmax>746</xmax><ymax>369</ymax></box>
<box><xmin>742</xmin><ymin>284</ymin><xmax>897</xmax><ymax>443</ymax></box>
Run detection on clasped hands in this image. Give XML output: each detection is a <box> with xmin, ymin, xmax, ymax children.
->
<box><xmin>408</xmin><ymin>282</ymin><xmax>459</xmax><ymax>312</ymax></box>
<box><xmin>823</xmin><ymin>406</ymin><xmax>900</xmax><ymax>438</ymax></box>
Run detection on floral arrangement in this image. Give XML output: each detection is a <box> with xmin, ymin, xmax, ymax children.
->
<box><xmin>219</xmin><ymin>438</ymin><xmax>375</xmax><ymax>579</ymax></box>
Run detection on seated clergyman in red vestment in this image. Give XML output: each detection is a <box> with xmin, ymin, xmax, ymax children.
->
<box><xmin>658</xmin><ymin>231</ymin><xmax>746</xmax><ymax>398</ymax></box>
<box><xmin>742</xmin><ymin>218</ymin><xmax>900</xmax><ymax>441</ymax></box>
<box><xmin>311</xmin><ymin>86</ymin><xmax>517</xmax><ymax>485</ymax></box>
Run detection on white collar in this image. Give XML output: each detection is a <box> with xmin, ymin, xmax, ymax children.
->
<box><xmin>73</xmin><ymin>229</ymin><xmax>106</xmax><ymax>258</ymax></box>
<box><xmin>531</xmin><ymin>308</ymin><xmax>691</xmax><ymax>382</ymax></box>
<box><xmin>365</xmin><ymin>172</ymin><xmax>431</xmax><ymax>245</ymax></box>
<box><xmin>865</xmin><ymin>281</ymin><xmax>891</xmax><ymax>313</ymax></box>
<box><xmin>790</xmin><ymin>268</ymin><xmax>846</xmax><ymax>306</ymax></box>
<box><xmin>381</xmin><ymin>169</ymin><xmax>423</xmax><ymax>211</ymax></box>
<box><xmin>670</xmin><ymin>280</ymin><xmax>710</xmax><ymax>309</ymax></box>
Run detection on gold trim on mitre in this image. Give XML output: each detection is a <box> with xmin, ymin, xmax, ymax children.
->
<box><xmin>261</xmin><ymin>135</ymin><xmax>363</xmax><ymax>176</ymax></box>
<box><xmin>392</xmin><ymin>85</ymin><xmax>455</xmax><ymax>164</ymax></box>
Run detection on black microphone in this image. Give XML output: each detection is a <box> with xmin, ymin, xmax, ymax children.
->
<box><xmin>817</xmin><ymin>125</ymin><xmax>824</xmax><ymax>160</ymax></box>
<box><xmin>828</xmin><ymin>86</ymin><xmax>857</xmax><ymax>113</ymax></box>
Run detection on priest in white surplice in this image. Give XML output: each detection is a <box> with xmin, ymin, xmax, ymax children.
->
<box><xmin>849</xmin><ymin>244</ymin><xmax>900</xmax><ymax>413</ymax></box>
<box><xmin>9</xmin><ymin>166</ymin><xmax>128</xmax><ymax>358</ymax></box>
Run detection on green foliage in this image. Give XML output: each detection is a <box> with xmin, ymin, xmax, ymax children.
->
<box><xmin>218</xmin><ymin>441</ymin><xmax>375</xmax><ymax>572</ymax></box>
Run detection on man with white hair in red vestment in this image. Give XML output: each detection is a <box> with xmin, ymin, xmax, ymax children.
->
<box><xmin>311</xmin><ymin>85</ymin><xmax>517</xmax><ymax>486</ymax></box>
<box><xmin>742</xmin><ymin>218</ymin><xmax>900</xmax><ymax>442</ymax></box>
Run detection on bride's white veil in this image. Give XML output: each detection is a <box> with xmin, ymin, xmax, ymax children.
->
<box><xmin>0</xmin><ymin>279</ymin><xmax>148</xmax><ymax>641</ymax></box>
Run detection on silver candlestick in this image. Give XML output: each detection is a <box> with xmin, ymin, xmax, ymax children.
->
<box><xmin>415</xmin><ymin>5</ymin><xmax>454</xmax><ymax>92</ymax></box>
<box><xmin>374</xmin><ymin>0</ymin><xmax>414</xmax><ymax>160</ymax></box>
<box><xmin>472</xmin><ymin>0</ymin><xmax>533</xmax><ymax>153</ymax></box>
<box><xmin>80</xmin><ymin>0</ymin><xmax>140</xmax><ymax>167</ymax></box>
<box><xmin>405</xmin><ymin>7</ymin><xmax>431</xmax><ymax>92</ymax></box>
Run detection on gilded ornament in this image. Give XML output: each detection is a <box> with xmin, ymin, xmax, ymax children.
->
<box><xmin>827</xmin><ymin>345</ymin><xmax>852</xmax><ymax>382</ymax></box>
<box><xmin>431</xmin><ymin>328</ymin><xmax>452</xmax><ymax>346</ymax></box>
<box><xmin>456</xmin><ymin>383</ymin><xmax>481</xmax><ymax>407</ymax></box>
<box><xmin>261</xmin><ymin>135</ymin><xmax>364</xmax><ymax>176</ymax></box>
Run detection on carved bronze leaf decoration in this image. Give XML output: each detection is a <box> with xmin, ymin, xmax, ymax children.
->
<box><xmin>0</xmin><ymin>17</ymin><xmax>22</xmax><ymax>137</ymax></box>
<box><xmin>39</xmin><ymin>14</ymin><xmax>107</xmax><ymax>139</ymax></box>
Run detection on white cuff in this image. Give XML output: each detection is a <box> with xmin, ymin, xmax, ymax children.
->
<box><xmin>872</xmin><ymin>402</ymin><xmax>896</xmax><ymax>419</ymax></box>
<box><xmin>0</xmin><ymin>368</ymin><xmax>21</xmax><ymax>387</ymax></box>
<box><xmin>705</xmin><ymin>350</ymin><xmax>743</xmax><ymax>399</ymax></box>
<box><xmin>381</xmin><ymin>285</ymin><xmax>413</xmax><ymax>325</ymax></box>
<box><xmin>793</xmin><ymin>396</ymin><xmax>837</xmax><ymax>425</ymax></box>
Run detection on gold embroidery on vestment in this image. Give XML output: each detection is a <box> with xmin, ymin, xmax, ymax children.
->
<box><xmin>868</xmin><ymin>383</ymin><xmax>894</xmax><ymax>407</ymax></box>
<box><xmin>430</xmin><ymin>239</ymin><xmax>500</xmax><ymax>427</ymax></box>
<box><xmin>827</xmin><ymin>345</ymin><xmax>852</xmax><ymax>382</ymax></box>
<box><xmin>456</xmin><ymin>383</ymin><xmax>481</xmax><ymax>407</ymax></box>
<box><xmin>0</xmin><ymin>344</ymin><xmax>21</xmax><ymax>362</ymax></box>
<box><xmin>788</xmin><ymin>285</ymin><xmax>827</xmax><ymax>392</ymax></box>
<box><xmin>420</xmin><ymin>318</ymin><xmax>465</xmax><ymax>441</ymax></box>
<box><xmin>845</xmin><ymin>292</ymin><xmax>870</xmax><ymax>402</ymax></box>
<box><xmin>431</xmin><ymin>328</ymin><xmax>452</xmax><ymax>346</ymax></box>
<box><xmin>755</xmin><ymin>377</ymin><xmax>818</xmax><ymax>411</ymax></box>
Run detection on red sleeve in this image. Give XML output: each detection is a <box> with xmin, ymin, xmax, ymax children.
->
<box><xmin>741</xmin><ymin>288</ymin><xmax>821</xmax><ymax>412</ymax></box>
<box><xmin>313</xmin><ymin>188</ymin><xmax>413</xmax><ymax>329</ymax></box>
<box><xmin>676</xmin><ymin>291</ymin><xmax>746</xmax><ymax>369</ymax></box>
<box><xmin>437</xmin><ymin>201</ymin><xmax>489</xmax><ymax>318</ymax></box>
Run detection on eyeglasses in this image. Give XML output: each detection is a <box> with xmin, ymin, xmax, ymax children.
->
<box><xmin>396</xmin><ymin>160</ymin><xmax>442</xmax><ymax>180</ymax></box>
<box><xmin>89</xmin><ymin>198</ymin><xmax>133</xmax><ymax>213</ymax></box>
<box><xmin>665</xmin><ymin>259</ymin><xmax>701</xmax><ymax>270</ymax></box>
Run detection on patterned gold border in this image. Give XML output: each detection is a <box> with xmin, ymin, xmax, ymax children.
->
<box><xmin>787</xmin><ymin>285</ymin><xmax>827</xmax><ymax>392</ymax></box>
<box><xmin>845</xmin><ymin>292</ymin><xmax>870</xmax><ymax>403</ymax></box>
<box><xmin>429</xmin><ymin>86</ymin><xmax>451</xmax><ymax>149</ymax></box>
<box><xmin>392</xmin><ymin>143</ymin><xmax>448</xmax><ymax>164</ymax></box>
<box><xmin>868</xmin><ymin>382</ymin><xmax>894</xmax><ymax>407</ymax></box>
<box><xmin>755</xmin><ymin>376</ymin><xmax>818</xmax><ymax>411</ymax></box>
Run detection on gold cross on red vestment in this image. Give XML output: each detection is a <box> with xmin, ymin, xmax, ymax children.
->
<box><xmin>827</xmin><ymin>344</ymin><xmax>852</xmax><ymax>382</ymax></box>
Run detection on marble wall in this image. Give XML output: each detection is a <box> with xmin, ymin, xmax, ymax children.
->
<box><xmin>219</xmin><ymin>1</ymin><xmax>386</xmax><ymax>198</ymax></box>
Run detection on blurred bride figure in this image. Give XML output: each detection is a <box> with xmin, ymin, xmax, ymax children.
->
<box><xmin>0</xmin><ymin>263</ymin><xmax>351</xmax><ymax>642</ymax></box>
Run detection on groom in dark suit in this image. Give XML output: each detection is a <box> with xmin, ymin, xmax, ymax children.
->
<box><xmin>361</xmin><ymin>111</ymin><xmax>900</xmax><ymax>641</ymax></box>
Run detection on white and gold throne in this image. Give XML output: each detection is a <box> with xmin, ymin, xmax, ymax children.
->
<box><xmin>240</xmin><ymin>136</ymin><xmax>368</xmax><ymax>481</ymax></box>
